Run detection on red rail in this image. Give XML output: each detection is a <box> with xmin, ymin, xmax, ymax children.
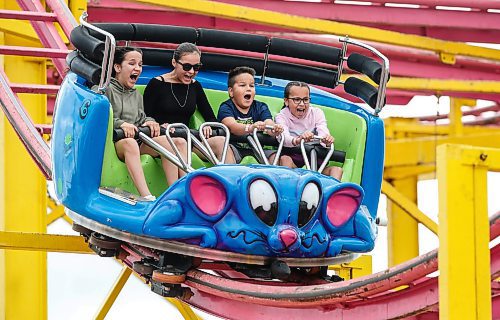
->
<box><xmin>46</xmin><ymin>0</ymin><xmax>78</xmax><ymax>39</ymax></box>
<box><xmin>0</xmin><ymin>9</ymin><xmax>57</xmax><ymax>21</ymax></box>
<box><xmin>10</xmin><ymin>84</ymin><xmax>60</xmax><ymax>95</ymax></box>
<box><xmin>0</xmin><ymin>68</ymin><xmax>52</xmax><ymax>179</ymax></box>
<box><xmin>419</xmin><ymin>103</ymin><xmax>500</xmax><ymax>126</ymax></box>
<box><xmin>178</xmin><ymin>213</ymin><xmax>500</xmax><ymax>319</ymax></box>
<box><xmin>15</xmin><ymin>0</ymin><xmax>68</xmax><ymax>75</ymax></box>
<box><xmin>0</xmin><ymin>45</ymin><xmax>69</xmax><ymax>59</ymax></box>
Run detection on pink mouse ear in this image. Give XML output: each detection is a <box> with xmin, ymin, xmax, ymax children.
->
<box><xmin>326</xmin><ymin>187</ymin><xmax>362</xmax><ymax>227</ymax></box>
<box><xmin>190</xmin><ymin>175</ymin><xmax>227</xmax><ymax>216</ymax></box>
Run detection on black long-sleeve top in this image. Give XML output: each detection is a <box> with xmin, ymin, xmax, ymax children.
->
<box><xmin>143</xmin><ymin>77</ymin><xmax>217</xmax><ymax>126</ymax></box>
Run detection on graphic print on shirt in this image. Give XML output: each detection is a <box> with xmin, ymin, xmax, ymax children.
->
<box><xmin>217</xmin><ymin>99</ymin><xmax>273</xmax><ymax>149</ymax></box>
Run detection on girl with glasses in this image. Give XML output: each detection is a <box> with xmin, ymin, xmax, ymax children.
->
<box><xmin>144</xmin><ymin>42</ymin><xmax>235</xmax><ymax>164</ymax></box>
<box><xmin>275</xmin><ymin>81</ymin><xmax>343</xmax><ymax>180</ymax></box>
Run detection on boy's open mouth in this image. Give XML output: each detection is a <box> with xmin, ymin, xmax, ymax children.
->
<box><xmin>244</xmin><ymin>94</ymin><xmax>252</xmax><ymax>100</ymax></box>
<box><xmin>130</xmin><ymin>74</ymin><xmax>138</xmax><ymax>81</ymax></box>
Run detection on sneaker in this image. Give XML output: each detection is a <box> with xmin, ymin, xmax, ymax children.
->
<box><xmin>143</xmin><ymin>195</ymin><xmax>156</xmax><ymax>202</ymax></box>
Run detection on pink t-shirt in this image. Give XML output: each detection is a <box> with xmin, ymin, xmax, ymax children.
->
<box><xmin>275</xmin><ymin>106</ymin><xmax>330</xmax><ymax>147</ymax></box>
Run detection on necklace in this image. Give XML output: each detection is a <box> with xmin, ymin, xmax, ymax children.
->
<box><xmin>170</xmin><ymin>82</ymin><xmax>190</xmax><ymax>108</ymax></box>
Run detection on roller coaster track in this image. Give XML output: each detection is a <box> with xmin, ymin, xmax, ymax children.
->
<box><xmin>90</xmin><ymin>210</ymin><xmax>497</xmax><ymax>319</ymax></box>
<box><xmin>419</xmin><ymin>103</ymin><xmax>500</xmax><ymax>126</ymax></box>
<box><xmin>1</xmin><ymin>1</ymin><xmax>499</xmax><ymax>319</ymax></box>
<box><xmin>180</xmin><ymin>214</ymin><xmax>500</xmax><ymax>319</ymax></box>
<box><xmin>0</xmin><ymin>62</ymin><xmax>52</xmax><ymax>179</ymax></box>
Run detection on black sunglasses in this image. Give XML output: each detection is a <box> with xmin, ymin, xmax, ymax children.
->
<box><xmin>177</xmin><ymin>61</ymin><xmax>203</xmax><ymax>72</ymax></box>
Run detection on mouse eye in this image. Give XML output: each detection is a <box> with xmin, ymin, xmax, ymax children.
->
<box><xmin>298</xmin><ymin>182</ymin><xmax>320</xmax><ymax>227</ymax></box>
<box><xmin>249</xmin><ymin>179</ymin><xmax>278</xmax><ymax>226</ymax></box>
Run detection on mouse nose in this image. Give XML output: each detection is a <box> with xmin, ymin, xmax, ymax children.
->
<box><xmin>279</xmin><ymin>228</ymin><xmax>298</xmax><ymax>248</ymax></box>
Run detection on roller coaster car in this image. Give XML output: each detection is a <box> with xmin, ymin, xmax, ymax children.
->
<box><xmin>52</xmin><ymin>18</ymin><xmax>388</xmax><ymax>287</ymax></box>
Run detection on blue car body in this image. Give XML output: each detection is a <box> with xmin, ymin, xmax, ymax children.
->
<box><xmin>52</xmin><ymin>68</ymin><xmax>383</xmax><ymax>258</ymax></box>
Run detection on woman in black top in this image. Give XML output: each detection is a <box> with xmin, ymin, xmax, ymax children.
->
<box><xmin>144</xmin><ymin>43</ymin><xmax>235</xmax><ymax>164</ymax></box>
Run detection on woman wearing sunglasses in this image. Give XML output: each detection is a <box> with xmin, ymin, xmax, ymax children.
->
<box><xmin>144</xmin><ymin>42</ymin><xmax>235</xmax><ymax>164</ymax></box>
<box><xmin>275</xmin><ymin>81</ymin><xmax>343</xmax><ymax>180</ymax></box>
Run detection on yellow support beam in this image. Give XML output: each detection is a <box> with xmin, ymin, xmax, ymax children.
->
<box><xmin>0</xmin><ymin>17</ymin><xmax>4</xmax><ymax>320</ymax></box>
<box><xmin>384</xmin><ymin>117</ymin><xmax>417</xmax><ymax>139</ymax></box>
<box><xmin>385</xmin><ymin>77</ymin><xmax>500</xmax><ymax>94</ymax></box>
<box><xmin>46</xmin><ymin>197</ymin><xmax>73</xmax><ymax>225</ymax></box>
<box><xmin>385</xmin><ymin>120</ymin><xmax>448</xmax><ymax>138</ymax></box>
<box><xmin>385</xmin><ymin>131</ymin><xmax>500</xmax><ymax>168</ymax></box>
<box><xmin>47</xmin><ymin>204</ymin><xmax>65</xmax><ymax>225</ymax></box>
<box><xmin>458</xmin><ymin>149</ymin><xmax>500</xmax><ymax>171</ymax></box>
<box><xmin>118</xmin><ymin>264</ymin><xmax>201</xmax><ymax>319</ymax></box>
<box><xmin>382</xmin><ymin>180</ymin><xmax>438</xmax><ymax>235</ymax></box>
<box><xmin>94</xmin><ymin>266</ymin><xmax>132</xmax><ymax>320</ymax></box>
<box><xmin>449</xmin><ymin>98</ymin><xmax>464</xmax><ymax>136</ymax></box>
<box><xmin>2</xmin><ymin>10</ymin><xmax>48</xmax><ymax>316</ymax></box>
<box><xmin>437</xmin><ymin>144</ymin><xmax>495</xmax><ymax>320</ymax></box>
<box><xmin>62</xmin><ymin>214</ymin><xmax>73</xmax><ymax>225</ymax></box>
<box><xmin>386</xmin><ymin>177</ymin><xmax>419</xmax><ymax>267</ymax></box>
<box><xmin>329</xmin><ymin>255</ymin><xmax>372</xmax><ymax>280</ymax></box>
<box><xmin>383</xmin><ymin>118</ymin><xmax>499</xmax><ymax>140</ymax></box>
<box><xmin>0</xmin><ymin>231</ymin><xmax>92</xmax><ymax>253</ymax></box>
<box><xmin>384</xmin><ymin>164</ymin><xmax>435</xmax><ymax>180</ymax></box>
<box><xmin>129</xmin><ymin>0</ymin><xmax>500</xmax><ymax>62</ymax></box>
<box><xmin>46</xmin><ymin>209</ymin><xmax>64</xmax><ymax>225</ymax></box>
<box><xmin>167</xmin><ymin>299</ymin><xmax>202</xmax><ymax>320</ymax></box>
<box><xmin>68</xmin><ymin>0</ymin><xmax>87</xmax><ymax>22</ymax></box>
<box><xmin>343</xmin><ymin>75</ymin><xmax>500</xmax><ymax>94</ymax></box>
<box><xmin>385</xmin><ymin>122</ymin><xmax>498</xmax><ymax>138</ymax></box>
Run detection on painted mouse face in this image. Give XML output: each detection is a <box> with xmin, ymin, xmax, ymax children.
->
<box><xmin>214</xmin><ymin>169</ymin><xmax>329</xmax><ymax>257</ymax></box>
<box><xmin>143</xmin><ymin>165</ymin><xmax>376</xmax><ymax>258</ymax></box>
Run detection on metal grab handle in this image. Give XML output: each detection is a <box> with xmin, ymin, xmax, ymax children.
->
<box><xmin>189</xmin><ymin>135</ymin><xmax>216</xmax><ymax>165</ymax></box>
<box><xmin>339</xmin><ymin>36</ymin><xmax>389</xmax><ymax>116</ymax></box>
<box><xmin>299</xmin><ymin>136</ymin><xmax>335</xmax><ymax>173</ymax></box>
<box><xmin>336</xmin><ymin>35</ymin><xmax>348</xmax><ymax>87</ymax></box>
<box><xmin>161</xmin><ymin>126</ymin><xmax>216</xmax><ymax>165</ymax></box>
<box><xmin>198</xmin><ymin>122</ymin><xmax>231</xmax><ymax>164</ymax></box>
<box><xmin>165</xmin><ymin>123</ymin><xmax>193</xmax><ymax>172</ymax></box>
<box><xmin>300</xmin><ymin>140</ymin><xmax>311</xmax><ymax>170</ymax></box>
<box><xmin>318</xmin><ymin>143</ymin><xmax>335</xmax><ymax>174</ymax></box>
<box><xmin>250</xmin><ymin>125</ymin><xmax>284</xmax><ymax>165</ymax></box>
<box><xmin>138</xmin><ymin>132</ymin><xmax>193</xmax><ymax>173</ymax></box>
<box><xmin>79</xmin><ymin>12</ymin><xmax>115</xmax><ymax>93</ymax></box>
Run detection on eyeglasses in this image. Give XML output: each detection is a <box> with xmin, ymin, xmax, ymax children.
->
<box><xmin>288</xmin><ymin>97</ymin><xmax>310</xmax><ymax>105</ymax></box>
<box><xmin>177</xmin><ymin>61</ymin><xmax>203</xmax><ymax>72</ymax></box>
